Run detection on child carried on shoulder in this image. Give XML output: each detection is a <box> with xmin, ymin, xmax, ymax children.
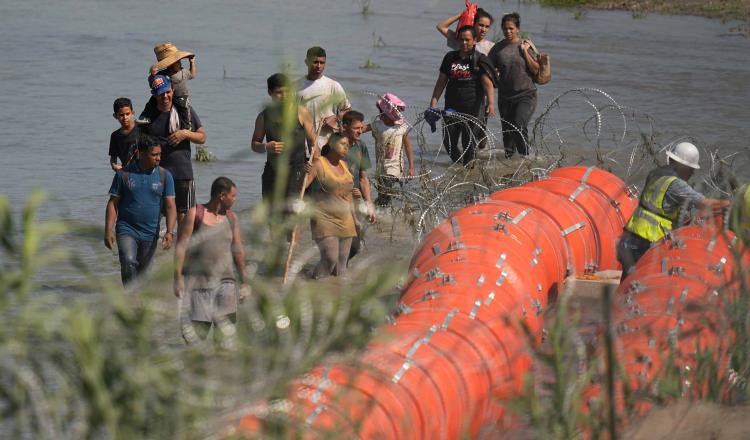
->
<box><xmin>137</xmin><ymin>42</ymin><xmax>196</xmax><ymax>130</ymax></box>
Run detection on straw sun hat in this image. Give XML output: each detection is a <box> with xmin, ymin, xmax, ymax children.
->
<box><xmin>151</xmin><ymin>42</ymin><xmax>194</xmax><ymax>72</ymax></box>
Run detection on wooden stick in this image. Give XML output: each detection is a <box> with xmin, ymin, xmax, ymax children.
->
<box><xmin>282</xmin><ymin>118</ymin><xmax>323</xmax><ymax>284</ymax></box>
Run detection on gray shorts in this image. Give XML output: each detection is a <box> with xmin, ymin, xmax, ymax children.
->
<box><xmin>181</xmin><ymin>281</ymin><xmax>237</xmax><ymax>323</ymax></box>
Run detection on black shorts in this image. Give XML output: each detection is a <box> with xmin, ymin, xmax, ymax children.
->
<box><xmin>261</xmin><ymin>164</ymin><xmax>305</xmax><ymax>202</ymax></box>
<box><xmin>174</xmin><ymin>179</ymin><xmax>196</xmax><ymax>213</ymax></box>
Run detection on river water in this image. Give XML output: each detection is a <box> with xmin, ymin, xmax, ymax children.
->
<box><xmin>0</xmin><ymin>0</ymin><xmax>748</xmax><ymax>283</ymax></box>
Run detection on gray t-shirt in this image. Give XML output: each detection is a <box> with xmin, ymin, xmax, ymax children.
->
<box><xmin>488</xmin><ymin>40</ymin><xmax>536</xmax><ymax>100</ymax></box>
<box><xmin>171</xmin><ymin>68</ymin><xmax>192</xmax><ymax>98</ymax></box>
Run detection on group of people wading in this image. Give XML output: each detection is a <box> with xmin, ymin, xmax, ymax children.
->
<box><xmin>101</xmin><ymin>4</ymin><xmax>747</xmax><ymax>345</ymax></box>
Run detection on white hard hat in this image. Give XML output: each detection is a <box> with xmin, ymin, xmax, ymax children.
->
<box><xmin>666</xmin><ymin>142</ymin><xmax>700</xmax><ymax>169</ymax></box>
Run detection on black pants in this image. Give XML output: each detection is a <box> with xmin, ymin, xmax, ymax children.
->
<box><xmin>616</xmin><ymin>230</ymin><xmax>652</xmax><ymax>282</ymax></box>
<box><xmin>442</xmin><ymin>107</ymin><xmax>484</xmax><ymax>165</ymax></box>
<box><xmin>498</xmin><ymin>93</ymin><xmax>537</xmax><ymax>157</ymax></box>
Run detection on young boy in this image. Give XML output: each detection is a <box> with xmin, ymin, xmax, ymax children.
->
<box><xmin>137</xmin><ymin>42</ymin><xmax>196</xmax><ymax>130</ymax></box>
<box><xmin>370</xmin><ymin>93</ymin><xmax>414</xmax><ymax>206</ymax></box>
<box><xmin>109</xmin><ymin>97</ymin><xmax>139</xmax><ymax>171</ymax></box>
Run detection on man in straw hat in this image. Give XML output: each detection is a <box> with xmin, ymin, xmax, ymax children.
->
<box><xmin>137</xmin><ymin>42</ymin><xmax>196</xmax><ymax>130</ymax></box>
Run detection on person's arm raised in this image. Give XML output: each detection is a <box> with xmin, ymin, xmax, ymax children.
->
<box><xmin>436</xmin><ymin>12</ymin><xmax>462</xmax><ymax>39</ymax></box>
<box><xmin>188</xmin><ymin>55</ymin><xmax>196</xmax><ymax>79</ymax></box>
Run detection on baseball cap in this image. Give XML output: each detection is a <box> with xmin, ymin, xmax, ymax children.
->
<box><xmin>149</xmin><ymin>74</ymin><xmax>171</xmax><ymax>96</ymax></box>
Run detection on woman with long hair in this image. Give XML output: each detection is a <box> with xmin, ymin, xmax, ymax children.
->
<box><xmin>487</xmin><ymin>12</ymin><xmax>540</xmax><ymax>158</ymax></box>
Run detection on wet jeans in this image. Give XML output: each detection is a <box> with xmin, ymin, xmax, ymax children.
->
<box><xmin>116</xmin><ymin>234</ymin><xmax>158</xmax><ymax>285</ymax></box>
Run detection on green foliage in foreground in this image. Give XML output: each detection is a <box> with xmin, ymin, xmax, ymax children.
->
<box><xmin>0</xmin><ymin>193</ymin><xmax>399</xmax><ymax>438</ymax></box>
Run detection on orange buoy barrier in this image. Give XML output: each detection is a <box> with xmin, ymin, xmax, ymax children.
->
<box><xmin>606</xmin><ymin>223</ymin><xmax>747</xmax><ymax>416</ymax></box>
<box><xmin>232</xmin><ymin>167</ymin><xmax>636</xmax><ymax>438</ymax></box>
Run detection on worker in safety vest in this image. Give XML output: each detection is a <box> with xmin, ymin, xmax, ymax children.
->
<box><xmin>617</xmin><ymin>142</ymin><xmax>730</xmax><ymax>281</ymax></box>
<box><xmin>729</xmin><ymin>183</ymin><xmax>750</xmax><ymax>240</ymax></box>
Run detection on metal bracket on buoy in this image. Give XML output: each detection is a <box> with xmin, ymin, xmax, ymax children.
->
<box><xmin>666</xmin><ymin>297</ymin><xmax>675</xmax><ymax>314</ymax></box>
<box><xmin>476</xmin><ymin>274</ymin><xmax>485</xmax><ymax>287</ymax></box>
<box><xmin>493</xmin><ymin>222</ymin><xmax>509</xmax><ymax>235</ymax></box>
<box><xmin>469</xmin><ymin>299</ymin><xmax>482</xmax><ymax>319</ymax></box>
<box><xmin>709</xmin><ymin>257</ymin><xmax>727</xmax><ymax>273</ymax></box>
<box><xmin>396</xmin><ymin>303</ymin><xmax>413</xmax><ymax>315</ymax></box>
<box><xmin>668</xmin><ymin>266</ymin><xmax>685</xmax><ymax>276</ymax></box>
<box><xmin>441</xmin><ymin>308</ymin><xmax>459</xmax><ymax>331</ymax></box>
<box><xmin>569</xmin><ymin>184</ymin><xmax>587</xmax><ymax>202</ymax></box>
<box><xmin>440</xmin><ymin>274</ymin><xmax>456</xmax><ymax>286</ymax></box>
<box><xmin>484</xmin><ymin>291</ymin><xmax>495</xmax><ymax>305</ymax></box>
<box><xmin>425</xmin><ymin>267</ymin><xmax>443</xmax><ymax>281</ymax></box>
<box><xmin>670</xmin><ymin>238</ymin><xmax>686</xmax><ymax>250</ymax></box>
<box><xmin>530</xmin><ymin>247</ymin><xmax>541</xmax><ymax>267</ymax></box>
<box><xmin>495</xmin><ymin>271</ymin><xmax>508</xmax><ymax>286</ymax></box>
<box><xmin>392</xmin><ymin>361</ymin><xmax>411</xmax><ymax>383</ymax></box>
<box><xmin>680</xmin><ymin>287</ymin><xmax>689</xmax><ymax>303</ymax></box>
<box><xmin>421</xmin><ymin>290</ymin><xmax>439</xmax><ymax>301</ymax></box>
<box><xmin>305</xmin><ymin>404</ymin><xmax>328</xmax><ymax>427</ymax></box>
<box><xmin>450</xmin><ymin>217</ymin><xmax>461</xmax><ymax>237</ymax></box>
<box><xmin>511</xmin><ymin>208</ymin><xmax>531</xmax><ymax>225</ymax></box>
<box><xmin>496</xmin><ymin>253</ymin><xmax>507</xmax><ymax>269</ymax></box>
<box><xmin>531</xmin><ymin>299</ymin><xmax>543</xmax><ymax>316</ymax></box>
<box><xmin>432</xmin><ymin>243</ymin><xmax>440</xmax><ymax>256</ymax></box>
<box><xmin>561</xmin><ymin>222</ymin><xmax>585</xmax><ymax>236</ymax></box>
<box><xmin>706</xmin><ymin>237</ymin><xmax>717</xmax><ymax>252</ymax></box>
<box><xmin>496</xmin><ymin>211</ymin><xmax>512</xmax><ymax>221</ymax></box>
<box><xmin>446</xmin><ymin>240</ymin><xmax>465</xmax><ymax>251</ymax></box>
<box><xmin>581</xmin><ymin>166</ymin><xmax>595</xmax><ymax>184</ymax></box>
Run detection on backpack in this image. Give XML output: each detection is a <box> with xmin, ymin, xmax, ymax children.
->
<box><xmin>524</xmin><ymin>39</ymin><xmax>551</xmax><ymax>85</ymax></box>
<box><xmin>193</xmin><ymin>203</ymin><xmax>237</xmax><ymax>233</ymax></box>
<box><xmin>121</xmin><ymin>166</ymin><xmax>166</xmax><ymax>194</ymax></box>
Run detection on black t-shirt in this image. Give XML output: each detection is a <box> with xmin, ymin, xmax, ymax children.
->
<box><xmin>108</xmin><ymin>127</ymin><xmax>139</xmax><ymax>166</ymax></box>
<box><xmin>439</xmin><ymin>50</ymin><xmax>492</xmax><ymax>113</ymax></box>
<box><xmin>144</xmin><ymin>107</ymin><xmax>202</xmax><ymax>180</ymax></box>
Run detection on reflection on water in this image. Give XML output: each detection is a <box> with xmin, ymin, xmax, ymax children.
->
<box><xmin>0</xmin><ymin>0</ymin><xmax>748</xmax><ymax>282</ymax></box>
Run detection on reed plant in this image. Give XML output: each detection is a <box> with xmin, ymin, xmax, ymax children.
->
<box><xmin>0</xmin><ymin>190</ymin><xmax>399</xmax><ymax>438</ymax></box>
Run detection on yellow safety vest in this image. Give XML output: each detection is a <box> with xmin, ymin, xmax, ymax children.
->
<box><xmin>625</xmin><ymin>176</ymin><xmax>679</xmax><ymax>242</ymax></box>
<box><xmin>729</xmin><ymin>183</ymin><xmax>750</xmax><ymax>239</ymax></box>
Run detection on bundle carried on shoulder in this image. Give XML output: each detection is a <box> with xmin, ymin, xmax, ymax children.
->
<box><xmin>454</xmin><ymin>0</ymin><xmax>477</xmax><ymax>35</ymax></box>
<box><xmin>524</xmin><ymin>39</ymin><xmax>551</xmax><ymax>85</ymax></box>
